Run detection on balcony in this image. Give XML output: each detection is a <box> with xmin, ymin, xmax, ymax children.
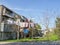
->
<box><xmin>15</xmin><ymin>22</ymin><xmax>34</xmax><ymax>28</ymax></box>
<box><xmin>2</xmin><ymin>18</ymin><xmax>15</xmax><ymax>25</ymax></box>
<box><xmin>3</xmin><ymin>7</ymin><xmax>14</xmax><ymax>18</ymax></box>
<box><xmin>5</xmin><ymin>13</ymin><xmax>14</xmax><ymax>18</ymax></box>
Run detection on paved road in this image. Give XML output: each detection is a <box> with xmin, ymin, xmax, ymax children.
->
<box><xmin>1</xmin><ymin>41</ymin><xmax>60</xmax><ymax>45</ymax></box>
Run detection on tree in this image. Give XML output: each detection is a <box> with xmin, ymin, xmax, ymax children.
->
<box><xmin>29</xmin><ymin>27</ymin><xmax>33</xmax><ymax>38</ymax></box>
<box><xmin>29</xmin><ymin>23</ymin><xmax>42</xmax><ymax>38</ymax></box>
<box><xmin>35</xmin><ymin>23</ymin><xmax>41</xmax><ymax>30</ymax></box>
<box><xmin>33</xmin><ymin>23</ymin><xmax>42</xmax><ymax>37</ymax></box>
<box><xmin>55</xmin><ymin>17</ymin><xmax>60</xmax><ymax>39</ymax></box>
<box><xmin>41</xmin><ymin>12</ymin><xmax>50</xmax><ymax>40</ymax></box>
<box><xmin>14</xmin><ymin>15</ymin><xmax>20</xmax><ymax>40</ymax></box>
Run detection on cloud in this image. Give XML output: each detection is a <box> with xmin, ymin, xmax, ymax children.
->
<box><xmin>13</xmin><ymin>8</ymin><xmax>41</xmax><ymax>11</ymax></box>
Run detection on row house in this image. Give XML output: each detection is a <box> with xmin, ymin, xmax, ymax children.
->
<box><xmin>15</xmin><ymin>15</ymin><xmax>34</xmax><ymax>38</ymax></box>
<box><xmin>0</xmin><ymin>5</ymin><xmax>34</xmax><ymax>40</ymax></box>
<box><xmin>0</xmin><ymin>5</ymin><xmax>18</xmax><ymax>40</ymax></box>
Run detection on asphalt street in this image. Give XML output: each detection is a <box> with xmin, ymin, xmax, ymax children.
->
<box><xmin>1</xmin><ymin>41</ymin><xmax>60</xmax><ymax>45</ymax></box>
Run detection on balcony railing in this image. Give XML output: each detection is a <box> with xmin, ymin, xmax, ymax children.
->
<box><xmin>5</xmin><ymin>13</ymin><xmax>14</xmax><ymax>18</ymax></box>
<box><xmin>15</xmin><ymin>22</ymin><xmax>34</xmax><ymax>28</ymax></box>
<box><xmin>3</xmin><ymin>13</ymin><xmax>14</xmax><ymax>18</ymax></box>
<box><xmin>3</xmin><ymin>19</ymin><xmax>15</xmax><ymax>25</ymax></box>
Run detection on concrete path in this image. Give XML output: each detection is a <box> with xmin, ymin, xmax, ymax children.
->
<box><xmin>0</xmin><ymin>42</ymin><xmax>14</xmax><ymax>45</ymax></box>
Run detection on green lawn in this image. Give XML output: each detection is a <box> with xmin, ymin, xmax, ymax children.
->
<box><xmin>0</xmin><ymin>33</ymin><xmax>59</xmax><ymax>42</ymax></box>
<box><xmin>0</xmin><ymin>37</ymin><xmax>58</xmax><ymax>42</ymax></box>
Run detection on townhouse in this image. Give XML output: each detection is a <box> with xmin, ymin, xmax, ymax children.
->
<box><xmin>0</xmin><ymin>5</ymin><xmax>18</xmax><ymax>40</ymax></box>
<box><xmin>0</xmin><ymin>5</ymin><xmax>34</xmax><ymax>40</ymax></box>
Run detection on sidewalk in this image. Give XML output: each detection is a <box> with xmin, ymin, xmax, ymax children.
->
<box><xmin>0</xmin><ymin>42</ymin><xmax>14</xmax><ymax>44</ymax></box>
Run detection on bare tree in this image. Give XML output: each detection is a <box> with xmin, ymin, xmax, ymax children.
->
<box><xmin>41</xmin><ymin>11</ymin><xmax>50</xmax><ymax>41</ymax></box>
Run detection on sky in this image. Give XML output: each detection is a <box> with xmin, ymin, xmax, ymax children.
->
<box><xmin>0</xmin><ymin>0</ymin><xmax>60</xmax><ymax>30</ymax></box>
